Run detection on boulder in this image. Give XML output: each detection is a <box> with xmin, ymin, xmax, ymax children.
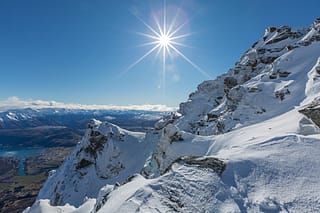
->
<box><xmin>299</xmin><ymin>100</ymin><xmax>320</xmax><ymax>128</ymax></box>
<box><xmin>278</xmin><ymin>71</ymin><xmax>291</xmax><ymax>78</ymax></box>
<box><xmin>224</xmin><ymin>77</ymin><xmax>238</xmax><ymax>89</ymax></box>
<box><xmin>163</xmin><ymin>156</ymin><xmax>226</xmax><ymax>176</ymax></box>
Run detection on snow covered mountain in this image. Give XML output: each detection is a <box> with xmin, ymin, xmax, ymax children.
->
<box><xmin>0</xmin><ymin>108</ymin><xmax>166</xmax><ymax>130</ymax></box>
<box><xmin>0</xmin><ymin>108</ymin><xmax>166</xmax><ymax>148</ymax></box>
<box><xmin>25</xmin><ymin>19</ymin><xmax>320</xmax><ymax>212</ymax></box>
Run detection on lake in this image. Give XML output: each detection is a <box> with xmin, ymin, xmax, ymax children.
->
<box><xmin>0</xmin><ymin>148</ymin><xmax>44</xmax><ymax>175</ymax></box>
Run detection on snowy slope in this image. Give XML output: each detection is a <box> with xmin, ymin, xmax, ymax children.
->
<box><xmin>25</xmin><ymin>19</ymin><xmax>320</xmax><ymax>212</ymax></box>
<box><xmin>33</xmin><ymin>119</ymin><xmax>159</xmax><ymax>207</ymax></box>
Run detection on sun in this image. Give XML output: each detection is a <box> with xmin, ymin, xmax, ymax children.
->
<box><xmin>123</xmin><ymin>1</ymin><xmax>211</xmax><ymax>89</ymax></box>
<box><xmin>158</xmin><ymin>34</ymin><xmax>171</xmax><ymax>48</ymax></box>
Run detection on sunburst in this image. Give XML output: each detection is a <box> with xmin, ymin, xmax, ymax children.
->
<box><xmin>124</xmin><ymin>1</ymin><xmax>211</xmax><ymax>90</ymax></box>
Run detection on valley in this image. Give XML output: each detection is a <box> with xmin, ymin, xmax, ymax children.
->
<box><xmin>0</xmin><ymin>109</ymin><xmax>165</xmax><ymax>213</ymax></box>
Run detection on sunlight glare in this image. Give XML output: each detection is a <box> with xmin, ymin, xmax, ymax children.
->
<box><xmin>158</xmin><ymin>34</ymin><xmax>171</xmax><ymax>47</ymax></box>
<box><xmin>123</xmin><ymin>0</ymin><xmax>211</xmax><ymax>88</ymax></box>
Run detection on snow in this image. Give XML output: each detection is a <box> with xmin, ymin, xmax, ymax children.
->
<box><xmin>33</xmin><ymin>120</ymin><xmax>160</xmax><ymax>208</ymax></box>
<box><xmin>94</xmin><ymin>109</ymin><xmax>320</xmax><ymax>212</ymax></box>
<box><xmin>25</xmin><ymin>20</ymin><xmax>320</xmax><ymax>212</ymax></box>
<box><xmin>6</xmin><ymin>112</ymin><xmax>18</xmax><ymax>121</ymax></box>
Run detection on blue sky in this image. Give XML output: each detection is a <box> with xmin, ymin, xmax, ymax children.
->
<box><xmin>0</xmin><ymin>0</ymin><xmax>319</xmax><ymax>107</ymax></box>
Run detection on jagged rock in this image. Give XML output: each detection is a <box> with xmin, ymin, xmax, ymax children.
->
<box><xmin>227</xmin><ymin>86</ymin><xmax>246</xmax><ymax>106</ymax></box>
<box><xmin>275</xmin><ymin>87</ymin><xmax>290</xmax><ymax>101</ymax></box>
<box><xmin>207</xmin><ymin>113</ymin><xmax>219</xmax><ymax>121</ymax></box>
<box><xmin>261</xmin><ymin>56</ymin><xmax>278</xmax><ymax>64</ymax></box>
<box><xmin>286</xmin><ymin>45</ymin><xmax>299</xmax><ymax>51</ymax></box>
<box><xmin>155</xmin><ymin>112</ymin><xmax>180</xmax><ymax>130</ymax></box>
<box><xmin>265</xmin><ymin>26</ymin><xmax>303</xmax><ymax>45</ymax></box>
<box><xmin>314</xmin><ymin>18</ymin><xmax>320</xmax><ymax>26</ymax></box>
<box><xmin>163</xmin><ymin>156</ymin><xmax>226</xmax><ymax>176</ymax></box>
<box><xmin>278</xmin><ymin>71</ymin><xmax>291</xmax><ymax>78</ymax></box>
<box><xmin>269</xmin><ymin>73</ymin><xmax>278</xmax><ymax>79</ymax></box>
<box><xmin>170</xmin><ymin>132</ymin><xmax>183</xmax><ymax>143</ymax></box>
<box><xmin>315</xmin><ymin>66</ymin><xmax>320</xmax><ymax>75</ymax></box>
<box><xmin>94</xmin><ymin>185</ymin><xmax>115</xmax><ymax>212</ymax></box>
<box><xmin>248</xmin><ymin>87</ymin><xmax>262</xmax><ymax>93</ymax></box>
<box><xmin>267</xmin><ymin>26</ymin><xmax>277</xmax><ymax>33</ymax></box>
<box><xmin>224</xmin><ymin>77</ymin><xmax>238</xmax><ymax>89</ymax></box>
<box><xmin>299</xmin><ymin>100</ymin><xmax>320</xmax><ymax>128</ymax></box>
<box><xmin>76</xmin><ymin>159</ymin><xmax>93</xmax><ymax>169</ymax></box>
<box><xmin>299</xmin><ymin>40</ymin><xmax>311</xmax><ymax>46</ymax></box>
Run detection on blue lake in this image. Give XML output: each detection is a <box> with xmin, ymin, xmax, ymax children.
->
<box><xmin>0</xmin><ymin>148</ymin><xmax>44</xmax><ymax>175</ymax></box>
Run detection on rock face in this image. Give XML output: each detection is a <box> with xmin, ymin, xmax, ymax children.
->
<box><xmin>27</xmin><ymin>18</ymin><xmax>320</xmax><ymax>213</ymax></box>
<box><xmin>299</xmin><ymin>99</ymin><xmax>320</xmax><ymax>128</ymax></box>
<box><xmin>166</xmin><ymin>23</ymin><xmax>320</xmax><ymax>136</ymax></box>
<box><xmin>36</xmin><ymin>119</ymin><xmax>158</xmax><ymax>207</ymax></box>
<box><xmin>163</xmin><ymin>156</ymin><xmax>226</xmax><ymax>176</ymax></box>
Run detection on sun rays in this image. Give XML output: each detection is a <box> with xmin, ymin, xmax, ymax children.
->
<box><xmin>124</xmin><ymin>1</ymin><xmax>211</xmax><ymax>92</ymax></box>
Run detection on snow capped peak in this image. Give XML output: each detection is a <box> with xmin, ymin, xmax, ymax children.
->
<box><xmin>313</xmin><ymin>17</ymin><xmax>320</xmax><ymax>28</ymax></box>
<box><xmin>170</xmin><ymin>21</ymin><xmax>320</xmax><ymax>136</ymax></box>
<box><xmin>35</xmin><ymin>120</ymin><xmax>157</xmax><ymax>207</ymax></box>
<box><xmin>26</xmin><ymin>20</ymin><xmax>320</xmax><ymax>212</ymax></box>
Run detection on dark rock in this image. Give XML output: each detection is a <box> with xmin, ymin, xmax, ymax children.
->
<box><xmin>261</xmin><ymin>56</ymin><xmax>278</xmax><ymax>64</ymax></box>
<box><xmin>275</xmin><ymin>87</ymin><xmax>290</xmax><ymax>101</ymax></box>
<box><xmin>170</xmin><ymin>132</ymin><xmax>183</xmax><ymax>143</ymax></box>
<box><xmin>299</xmin><ymin>40</ymin><xmax>311</xmax><ymax>46</ymax></box>
<box><xmin>256</xmin><ymin>108</ymin><xmax>266</xmax><ymax>114</ymax></box>
<box><xmin>76</xmin><ymin>159</ymin><xmax>93</xmax><ymax>169</ymax></box>
<box><xmin>251</xmin><ymin>41</ymin><xmax>258</xmax><ymax>48</ymax></box>
<box><xmin>196</xmin><ymin>120</ymin><xmax>206</xmax><ymax>127</ymax></box>
<box><xmin>216</xmin><ymin>121</ymin><xmax>225</xmax><ymax>133</ymax></box>
<box><xmin>85</xmin><ymin>135</ymin><xmax>107</xmax><ymax>157</ymax></box>
<box><xmin>286</xmin><ymin>45</ymin><xmax>299</xmax><ymax>51</ymax></box>
<box><xmin>163</xmin><ymin>156</ymin><xmax>226</xmax><ymax>176</ymax></box>
<box><xmin>224</xmin><ymin>77</ymin><xmax>238</xmax><ymax>89</ymax></box>
<box><xmin>207</xmin><ymin>113</ymin><xmax>219</xmax><ymax>121</ymax></box>
<box><xmin>265</xmin><ymin>26</ymin><xmax>302</xmax><ymax>45</ymax></box>
<box><xmin>314</xmin><ymin>18</ymin><xmax>320</xmax><ymax>26</ymax></box>
<box><xmin>257</xmin><ymin>48</ymin><xmax>266</xmax><ymax>54</ymax></box>
<box><xmin>267</xmin><ymin>27</ymin><xmax>277</xmax><ymax>33</ymax></box>
<box><xmin>299</xmin><ymin>100</ymin><xmax>320</xmax><ymax>128</ymax></box>
<box><xmin>248</xmin><ymin>87</ymin><xmax>262</xmax><ymax>93</ymax></box>
<box><xmin>266</xmin><ymin>33</ymin><xmax>289</xmax><ymax>45</ymax></box>
<box><xmin>269</xmin><ymin>73</ymin><xmax>278</xmax><ymax>79</ymax></box>
<box><xmin>90</xmin><ymin>130</ymin><xmax>101</xmax><ymax>137</ymax></box>
<box><xmin>278</xmin><ymin>71</ymin><xmax>291</xmax><ymax>78</ymax></box>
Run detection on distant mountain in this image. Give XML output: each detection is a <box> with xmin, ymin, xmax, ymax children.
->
<box><xmin>0</xmin><ymin>108</ymin><xmax>168</xmax><ymax>148</ymax></box>
<box><xmin>26</xmin><ymin>19</ymin><xmax>320</xmax><ymax>212</ymax></box>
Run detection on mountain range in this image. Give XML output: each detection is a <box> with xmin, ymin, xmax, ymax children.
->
<box><xmin>0</xmin><ymin>108</ymin><xmax>167</xmax><ymax>148</ymax></box>
<box><xmin>25</xmin><ymin>18</ymin><xmax>320</xmax><ymax>212</ymax></box>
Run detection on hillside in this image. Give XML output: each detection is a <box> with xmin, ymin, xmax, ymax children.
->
<box><xmin>25</xmin><ymin>19</ymin><xmax>320</xmax><ymax>212</ymax></box>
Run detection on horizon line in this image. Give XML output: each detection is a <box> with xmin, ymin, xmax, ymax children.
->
<box><xmin>0</xmin><ymin>97</ymin><xmax>177</xmax><ymax>112</ymax></box>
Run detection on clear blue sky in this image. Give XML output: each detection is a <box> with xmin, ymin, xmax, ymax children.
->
<box><xmin>0</xmin><ymin>0</ymin><xmax>319</xmax><ymax>107</ymax></box>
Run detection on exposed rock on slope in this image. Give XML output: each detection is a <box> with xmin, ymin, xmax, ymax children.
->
<box><xmin>299</xmin><ymin>99</ymin><xmax>320</xmax><ymax>128</ymax></box>
<box><xmin>35</xmin><ymin>119</ymin><xmax>158</xmax><ymax>207</ymax></box>
<box><xmin>173</xmin><ymin>23</ymin><xmax>320</xmax><ymax>136</ymax></box>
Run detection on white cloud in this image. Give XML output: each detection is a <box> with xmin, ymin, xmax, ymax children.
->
<box><xmin>0</xmin><ymin>97</ymin><xmax>177</xmax><ymax>112</ymax></box>
<box><xmin>134</xmin><ymin>114</ymin><xmax>164</xmax><ymax>120</ymax></box>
